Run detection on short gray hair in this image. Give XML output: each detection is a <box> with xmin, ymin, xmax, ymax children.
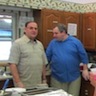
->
<box><xmin>56</xmin><ymin>23</ymin><xmax>67</xmax><ymax>33</ymax></box>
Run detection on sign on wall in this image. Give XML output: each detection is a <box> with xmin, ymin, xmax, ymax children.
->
<box><xmin>67</xmin><ymin>23</ymin><xmax>77</xmax><ymax>36</ymax></box>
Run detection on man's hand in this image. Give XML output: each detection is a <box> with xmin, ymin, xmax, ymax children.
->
<box><xmin>82</xmin><ymin>69</ymin><xmax>89</xmax><ymax>81</ymax></box>
<box><xmin>16</xmin><ymin>82</ymin><xmax>25</xmax><ymax>88</ymax></box>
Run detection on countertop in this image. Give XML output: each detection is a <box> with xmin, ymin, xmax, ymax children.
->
<box><xmin>0</xmin><ymin>75</ymin><xmax>13</xmax><ymax>81</ymax></box>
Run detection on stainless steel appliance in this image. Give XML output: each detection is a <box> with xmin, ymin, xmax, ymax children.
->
<box><xmin>21</xmin><ymin>88</ymin><xmax>57</xmax><ymax>96</ymax></box>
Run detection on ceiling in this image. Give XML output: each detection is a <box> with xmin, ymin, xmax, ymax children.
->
<box><xmin>58</xmin><ymin>0</ymin><xmax>96</xmax><ymax>4</ymax></box>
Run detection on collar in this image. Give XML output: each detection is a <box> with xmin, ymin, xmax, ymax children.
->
<box><xmin>22</xmin><ymin>35</ymin><xmax>37</xmax><ymax>43</ymax></box>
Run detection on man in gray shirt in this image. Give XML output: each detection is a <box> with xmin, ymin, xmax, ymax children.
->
<box><xmin>8</xmin><ymin>21</ymin><xmax>48</xmax><ymax>88</ymax></box>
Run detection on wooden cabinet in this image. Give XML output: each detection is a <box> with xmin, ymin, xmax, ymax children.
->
<box><xmin>41</xmin><ymin>9</ymin><xmax>61</xmax><ymax>48</ymax></box>
<box><xmin>80</xmin><ymin>76</ymin><xmax>94</xmax><ymax>96</ymax></box>
<box><xmin>0</xmin><ymin>79</ymin><xmax>14</xmax><ymax>89</ymax></box>
<box><xmin>61</xmin><ymin>12</ymin><xmax>82</xmax><ymax>40</ymax></box>
<box><xmin>34</xmin><ymin>9</ymin><xmax>61</xmax><ymax>48</ymax></box>
<box><xmin>33</xmin><ymin>9</ymin><xmax>81</xmax><ymax>48</ymax></box>
<box><xmin>82</xmin><ymin>13</ymin><xmax>96</xmax><ymax>50</ymax></box>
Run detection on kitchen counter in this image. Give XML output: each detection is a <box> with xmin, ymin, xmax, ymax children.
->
<box><xmin>0</xmin><ymin>75</ymin><xmax>13</xmax><ymax>81</ymax></box>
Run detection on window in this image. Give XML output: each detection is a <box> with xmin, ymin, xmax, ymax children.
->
<box><xmin>0</xmin><ymin>15</ymin><xmax>12</xmax><ymax>61</ymax></box>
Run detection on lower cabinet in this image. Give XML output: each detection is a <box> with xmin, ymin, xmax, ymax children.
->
<box><xmin>0</xmin><ymin>79</ymin><xmax>14</xmax><ymax>89</ymax></box>
<box><xmin>79</xmin><ymin>76</ymin><xmax>94</xmax><ymax>96</ymax></box>
<box><xmin>46</xmin><ymin>75</ymin><xmax>95</xmax><ymax>96</ymax></box>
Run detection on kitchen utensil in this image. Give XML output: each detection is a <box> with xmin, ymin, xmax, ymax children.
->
<box><xmin>22</xmin><ymin>87</ymin><xmax>57</xmax><ymax>95</ymax></box>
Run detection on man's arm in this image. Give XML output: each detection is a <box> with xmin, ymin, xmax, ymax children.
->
<box><xmin>9</xmin><ymin>64</ymin><xmax>25</xmax><ymax>88</ymax></box>
<box><xmin>82</xmin><ymin>64</ymin><xmax>89</xmax><ymax>81</ymax></box>
<box><xmin>42</xmin><ymin>64</ymin><xmax>47</xmax><ymax>83</ymax></box>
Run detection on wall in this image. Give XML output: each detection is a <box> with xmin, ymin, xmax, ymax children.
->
<box><xmin>0</xmin><ymin>0</ymin><xmax>96</xmax><ymax>13</ymax></box>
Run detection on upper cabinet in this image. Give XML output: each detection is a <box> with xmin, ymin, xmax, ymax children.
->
<box><xmin>82</xmin><ymin>13</ymin><xmax>96</xmax><ymax>50</ymax></box>
<box><xmin>33</xmin><ymin>9</ymin><xmax>81</xmax><ymax>48</ymax></box>
<box><xmin>61</xmin><ymin>12</ymin><xmax>82</xmax><ymax>40</ymax></box>
<box><xmin>41</xmin><ymin>9</ymin><xmax>61</xmax><ymax>48</ymax></box>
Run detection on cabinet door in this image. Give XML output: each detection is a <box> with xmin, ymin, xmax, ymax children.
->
<box><xmin>82</xmin><ymin>13</ymin><xmax>96</xmax><ymax>50</ymax></box>
<box><xmin>0</xmin><ymin>79</ymin><xmax>14</xmax><ymax>89</ymax></box>
<box><xmin>41</xmin><ymin>9</ymin><xmax>61</xmax><ymax>48</ymax></box>
<box><xmin>80</xmin><ymin>76</ymin><xmax>94</xmax><ymax>96</ymax></box>
<box><xmin>61</xmin><ymin>12</ymin><xmax>81</xmax><ymax>40</ymax></box>
<box><xmin>33</xmin><ymin>10</ymin><xmax>43</xmax><ymax>43</ymax></box>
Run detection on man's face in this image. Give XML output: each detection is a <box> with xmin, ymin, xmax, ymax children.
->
<box><xmin>53</xmin><ymin>27</ymin><xmax>65</xmax><ymax>41</ymax></box>
<box><xmin>24</xmin><ymin>22</ymin><xmax>38</xmax><ymax>40</ymax></box>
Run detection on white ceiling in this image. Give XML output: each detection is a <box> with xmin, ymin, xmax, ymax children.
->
<box><xmin>58</xmin><ymin>0</ymin><xmax>96</xmax><ymax>4</ymax></box>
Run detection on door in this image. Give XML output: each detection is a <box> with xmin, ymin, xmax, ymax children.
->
<box><xmin>80</xmin><ymin>76</ymin><xmax>94</xmax><ymax>96</ymax></box>
<box><xmin>61</xmin><ymin>12</ymin><xmax>81</xmax><ymax>40</ymax></box>
<box><xmin>41</xmin><ymin>9</ymin><xmax>61</xmax><ymax>48</ymax></box>
<box><xmin>82</xmin><ymin>13</ymin><xmax>96</xmax><ymax>50</ymax></box>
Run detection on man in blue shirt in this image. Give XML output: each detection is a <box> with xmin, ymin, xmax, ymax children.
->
<box><xmin>46</xmin><ymin>23</ymin><xmax>89</xmax><ymax>96</ymax></box>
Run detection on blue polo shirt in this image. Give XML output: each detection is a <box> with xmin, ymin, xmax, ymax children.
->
<box><xmin>46</xmin><ymin>35</ymin><xmax>88</xmax><ymax>82</ymax></box>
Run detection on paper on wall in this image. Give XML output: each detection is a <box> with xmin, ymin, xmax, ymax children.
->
<box><xmin>67</xmin><ymin>23</ymin><xmax>77</xmax><ymax>36</ymax></box>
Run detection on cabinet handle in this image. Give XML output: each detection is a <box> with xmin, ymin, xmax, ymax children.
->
<box><xmin>53</xmin><ymin>21</ymin><xmax>58</xmax><ymax>23</ymax></box>
<box><xmin>85</xmin><ymin>92</ymin><xmax>88</xmax><ymax>95</ymax></box>
<box><xmin>47</xmin><ymin>29</ymin><xmax>53</xmax><ymax>32</ymax></box>
<box><xmin>85</xmin><ymin>90</ymin><xmax>88</xmax><ymax>92</ymax></box>
<box><xmin>87</xmin><ymin>28</ymin><xmax>92</xmax><ymax>31</ymax></box>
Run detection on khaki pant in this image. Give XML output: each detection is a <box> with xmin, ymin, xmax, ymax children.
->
<box><xmin>51</xmin><ymin>76</ymin><xmax>81</xmax><ymax>96</ymax></box>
